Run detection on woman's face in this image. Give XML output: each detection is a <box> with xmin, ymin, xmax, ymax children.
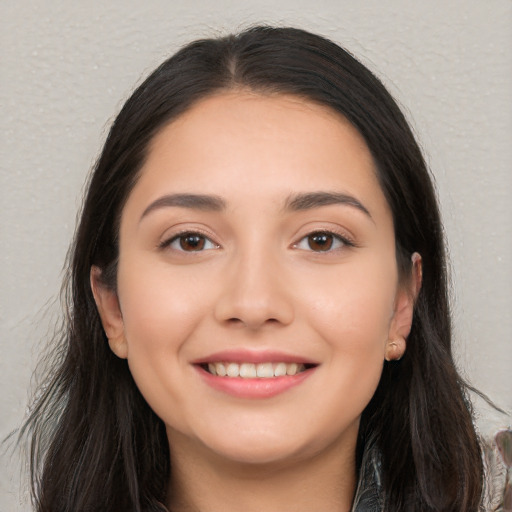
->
<box><xmin>93</xmin><ymin>92</ymin><xmax>414</xmax><ymax>466</ymax></box>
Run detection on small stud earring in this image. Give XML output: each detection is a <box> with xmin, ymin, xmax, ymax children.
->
<box><xmin>385</xmin><ymin>339</ymin><xmax>404</xmax><ymax>362</ymax></box>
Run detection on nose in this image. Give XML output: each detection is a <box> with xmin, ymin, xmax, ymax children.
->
<box><xmin>213</xmin><ymin>249</ymin><xmax>294</xmax><ymax>330</ymax></box>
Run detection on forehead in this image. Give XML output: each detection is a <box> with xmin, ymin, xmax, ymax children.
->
<box><xmin>123</xmin><ymin>91</ymin><xmax>390</xmax><ymax>222</ymax></box>
<box><xmin>150</xmin><ymin>91</ymin><xmax>373</xmax><ymax>169</ymax></box>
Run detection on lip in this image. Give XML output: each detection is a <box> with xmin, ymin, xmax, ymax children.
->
<box><xmin>192</xmin><ymin>349</ymin><xmax>319</xmax><ymax>399</ymax></box>
<box><xmin>192</xmin><ymin>348</ymin><xmax>320</xmax><ymax>365</ymax></box>
<box><xmin>195</xmin><ymin>364</ymin><xmax>316</xmax><ymax>399</ymax></box>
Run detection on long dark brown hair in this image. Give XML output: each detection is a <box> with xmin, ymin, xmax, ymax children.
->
<box><xmin>21</xmin><ymin>26</ymin><xmax>484</xmax><ymax>511</ymax></box>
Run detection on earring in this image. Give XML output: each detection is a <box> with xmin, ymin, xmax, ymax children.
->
<box><xmin>385</xmin><ymin>338</ymin><xmax>405</xmax><ymax>361</ymax></box>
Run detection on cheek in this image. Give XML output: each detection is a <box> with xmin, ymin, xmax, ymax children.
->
<box><xmin>303</xmin><ymin>259</ymin><xmax>396</xmax><ymax>348</ymax></box>
<box><xmin>118</xmin><ymin>257</ymin><xmax>212</xmax><ymax>343</ymax></box>
<box><xmin>115</xmin><ymin>260</ymin><xmax>212</xmax><ymax>420</ymax></box>
<box><xmin>298</xmin><ymin>259</ymin><xmax>396</xmax><ymax>407</ymax></box>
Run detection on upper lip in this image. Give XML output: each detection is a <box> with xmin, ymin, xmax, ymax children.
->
<box><xmin>192</xmin><ymin>349</ymin><xmax>320</xmax><ymax>365</ymax></box>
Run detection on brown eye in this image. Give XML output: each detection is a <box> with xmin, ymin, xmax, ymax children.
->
<box><xmin>307</xmin><ymin>233</ymin><xmax>334</xmax><ymax>251</ymax></box>
<box><xmin>179</xmin><ymin>234</ymin><xmax>206</xmax><ymax>251</ymax></box>
<box><xmin>294</xmin><ymin>231</ymin><xmax>352</xmax><ymax>252</ymax></box>
<box><xmin>162</xmin><ymin>232</ymin><xmax>218</xmax><ymax>252</ymax></box>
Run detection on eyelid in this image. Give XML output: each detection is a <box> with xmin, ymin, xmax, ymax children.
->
<box><xmin>292</xmin><ymin>228</ymin><xmax>356</xmax><ymax>252</ymax></box>
<box><xmin>158</xmin><ymin>228</ymin><xmax>220</xmax><ymax>252</ymax></box>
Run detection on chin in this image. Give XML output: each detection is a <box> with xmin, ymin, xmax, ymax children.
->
<box><xmin>196</xmin><ymin>423</ymin><xmax>341</xmax><ymax>468</ymax></box>
<box><xmin>211</xmin><ymin>440</ymin><xmax>307</xmax><ymax>467</ymax></box>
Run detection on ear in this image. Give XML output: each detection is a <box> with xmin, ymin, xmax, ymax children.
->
<box><xmin>386</xmin><ymin>253</ymin><xmax>422</xmax><ymax>361</ymax></box>
<box><xmin>90</xmin><ymin>265</ymin><xmax>128</xmax><ymax>359</ymax></box>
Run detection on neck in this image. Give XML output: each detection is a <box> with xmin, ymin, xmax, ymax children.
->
<box><xmin>166</xmin><ymin>427</ymin><xmax>358</xmax><ymax>512</ymax></box>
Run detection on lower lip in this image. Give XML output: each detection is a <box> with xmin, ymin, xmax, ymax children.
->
<box><xmin>196</xmin><ymin>366</ymin><xmax>315</xmax><ymax>399</ymax></box>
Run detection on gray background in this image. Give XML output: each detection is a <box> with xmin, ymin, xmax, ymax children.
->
<box><xmin>1</xmin><ymin>1</ymin><xmax>511</xmax><ymax>510</ymax></box>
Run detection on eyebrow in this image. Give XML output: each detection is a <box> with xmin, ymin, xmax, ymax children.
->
<box><xmin>140</xmin><ymin>193</ymin><xmax>226</xmax><ymax>221</ymax></box>
<box><xmin>139</xmin><ymin>190</ymin><xmax>372</xmax><ymax>222</ymax></box>
<box><xmin>284</xmin><ymin>191</ymin><xmax>372</xmax><ymax>219</ymax></box>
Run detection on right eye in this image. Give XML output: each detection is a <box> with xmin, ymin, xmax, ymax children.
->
<box><xmin>161</xmin><ymin>232</ymin><xmax>219</xmax><ymax>252</ymax></box>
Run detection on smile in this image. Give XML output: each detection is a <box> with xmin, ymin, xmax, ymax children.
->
<box><xmin>204</xmin><ymin>362</ymin><xmax>309</xmax><ymax>378</ymax></box>
<box><xmin>193</xmin><ymin>350</ymin><xmax>319</xmax><ymax>398</ymax></box>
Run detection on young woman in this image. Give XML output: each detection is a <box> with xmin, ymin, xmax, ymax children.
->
<box><xmin>22</xmin><ymin>26</ymin><xmax>485</xmax><ymax>511</ymax></box>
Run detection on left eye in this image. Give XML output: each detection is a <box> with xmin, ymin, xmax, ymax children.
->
<box><xmin>294</xmin><ymin>232</ymin><xmax>349</xmax><ymax>252</ymax></box>
<box><xmin>165</xmin><ymin>232</ymin><xmax>218</xmax><ymax>252</ymax></box>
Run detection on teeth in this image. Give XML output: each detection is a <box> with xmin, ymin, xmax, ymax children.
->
<box><xmin>216</xmin><ymin>362</ymin><xmax>227</xmax><ymax>376</ymax></box>
<box><xmin>240</xmin><ymin>363</ymin><xmax>257</xmax><ymax>378</ymax></box>
<box><xmin>274</xmin><ymin>362</ymin><xmax>287</xmax><ymax>377</ymax></box>
<box><xmin>256</xmin><ymin>362</ymin><xmax>274</xmax><ymax>378</ymax></box>
<box><xmin>206</xmin><ymin>362</ymin><xmax>307</xmax><ymax>378</ymax></box>
<box><xmin>286</xmin><ymin>363</ymin><xmax>298</xmax><ymax>376</ymax></box>
<box><xmin>226</xmin><ymin>363</ymin><xmax>239</xmax><ymax>377</ymax></box>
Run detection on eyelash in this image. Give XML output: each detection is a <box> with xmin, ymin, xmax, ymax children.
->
<box><xmin>159</xmin><ymin>229</ymin><xmax>355</xmax><ymax>254</ymax></box>
<box><xmin>159</xmin><ymin>231</ymin><xmax>219</xmax><ymax>252</ymax></box>
<box><xmin>293</xmin><ymin>230</ymin><xmax>355</xmax><ymax>252</ymax></box>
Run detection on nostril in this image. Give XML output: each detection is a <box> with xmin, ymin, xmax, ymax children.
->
<box><xmin>225</xmin><ymin>317</ymin><xmax>279</xmax><ymax>328</ymax></box>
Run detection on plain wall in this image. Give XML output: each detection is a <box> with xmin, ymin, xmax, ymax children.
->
<box><xmin>1</xmin><ymin>1</ymin><xmax>511</xmax><ymax>509</ymax></box>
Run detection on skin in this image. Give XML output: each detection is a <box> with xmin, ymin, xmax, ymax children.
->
<box><xmin>92</xmin><ymin>91</ymin><xmax>418</xmax><ymax>512</ymax></box>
